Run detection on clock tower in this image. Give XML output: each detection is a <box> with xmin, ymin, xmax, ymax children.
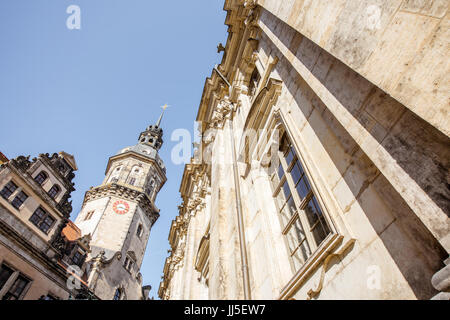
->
<box><xmin>74</xmin><ymin>109</ymin><xmax>167</xmax><ymax>300</ymax></box>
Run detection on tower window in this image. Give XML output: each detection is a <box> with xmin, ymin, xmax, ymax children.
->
<box><xmin>47</xmin><ymin>185</ymin><xmax>61</xmax><ymax>199</ymax></box>
<box><xmin>34</xmin><ymin>171</ymin><xmax>48</xmax><ymax>185</ymax></box>
<box><xmin>11</xmin><ymin>191</ymin><xmax>28</xmax><ymax>209</ymax></box>
<box><xmin>0</xmin><ymin>181</ymin><xmax>18</xmax><ymax>200</ymax></box>
<box><xmin>123</xmin><ymin>256</ymin><xmax>134</xmax><ymax>272</ymax></box>
<box><xmin>84</xmin><ymin>211</ymin><xmax>94</xmax><ymax>221</ymax></box>
<box><xmin>29</xmin><ymin>207</ymin><xmax>55</xmax><ymax>234</ymax></box>
<box><xmin>129</xmin><ymin>178</ymin><xmax>136</xmax><ymax>186</ymax></box>
<box><xmin>137</xmin><ymin>224</ymin><xmax>143</xmax><ymax>238</ymax></box>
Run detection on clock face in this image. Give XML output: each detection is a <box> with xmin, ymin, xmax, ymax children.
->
<box><xmin>112</xmin><ymin>200</ymin><xmax>130</xmax><ymax>215</ymax></box>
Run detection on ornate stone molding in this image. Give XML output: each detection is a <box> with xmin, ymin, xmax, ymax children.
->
<box><xmin>83</xmin><ymin>183</ymin><xmax>159</xmax><ymax>225</ymax></box>
<box><xmin>209</xmin><ymin>96</ymin><xmax>234</xmax><ymax>129</ymax></box>
<box><xmin>306</xmin><ymin>239</ymin><xmax>356</xmax><ymax>300</ymax></box>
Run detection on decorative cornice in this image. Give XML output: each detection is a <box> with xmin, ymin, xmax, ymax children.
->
<box><xmin>83</xmin><ymin>183</ymin><xmax>160</xmax><ymax>226</ymax></box>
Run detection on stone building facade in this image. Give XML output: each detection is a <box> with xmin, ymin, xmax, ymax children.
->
<box><xmin>159</xmin><ymin>0</ymin><xmax>450</xmax><ymax>300</ymax></box>
<box><xmin>0</xmin><ymin>152</ymin><xmax>94</xmax><ymax>300</ymax></box>
<box><xmin>74</xmin><ymin>115</ymin><xmax>167</xmax><ymax>300</ymax></box>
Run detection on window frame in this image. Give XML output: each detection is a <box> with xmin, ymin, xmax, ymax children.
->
<box><xmin>71</xmin><ymin>250</ymin><xmax>85</xmax><ymax>267</ymax></box>
<box><xmin>47</xmin><ymin>184</ymin><xmax>61</xmax><ymax>199</ymax></box>
<box><xmin>84</xmin><ymin>210</ymin><xmax>94</xmax><ymax>221</ymax></box>
<box><xmin>0</xmin><ymin>263</ymin><xmax>14</xmax><ymax>291</ymax></box>
<box><xmin>0</xmin><ymin>263</ymin><xmax>32</xmax><ymax>300</ymax></box>
<box><xmin>34</xmin><ymin>171</ymin><xmax>48</xmax><ymax>186</ymax></box>
<box><xmin>269</xmin><ymin>130</ymin><xmax>335</xmax><ymax>271</ymax></box>
<box><xmin>113</xmin><ymin>288</ymin><xmax>123</xmax><ymax>300</ymax></box>
<box><xmin>29</xmin><ymin>207</ymin><xmax>56</xmax><ymax>234</ymax></box>
<box><xmin>0</xmin><ymin>181</ymin><xmax>18</xmax><ymax>200</ymax></box>
<box><xmin>11</xmin><ymin>191</ymin><xmax>28</xmax><ymax>209</ymax></box>
<box><xmin>136</xmin><ymin>224</ymin><xmax>143</xmax><ymax>238</ymax></box>
<box><xmin>123</xmin><ymin>256</ymin><xmax>134</xmax><ymax>273</ymax></box>
<box><xmin>2</xmin><ymin>274</ymin><xmax>31</xmax><ymax>300</ymax></box>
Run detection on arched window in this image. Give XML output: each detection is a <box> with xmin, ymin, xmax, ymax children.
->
<box><xmin>108</xmin><ymin>166</ymin><xmax>122</xmax><ymax>183</ymax></box>
<box><xmin>47</xmin><ymin>185</ymin><xmax>61</xmax><ymax>199</ymax></box>
<box><xmin>113</xmin><ymin>288</ymin><xmax>122</xmax><ymax>300</ymax></box>
<box><xmin>34</xmin><ymin>171</ymin><xmax>48</xmax><ymax>185</ymax></box>
<box><xmin>127</xmin><ymin>166</ymin><xmax>142</xmax><ymax>187</ymax></box>
<box><xmin>248</xmin><ymin>67</ymin><xmax>261</xmax><ymax>97</ymax></box>
<box><xmin>136</xmin><ymin>224</ymin><xmax>143</xmax><ymax>238</ymax></box>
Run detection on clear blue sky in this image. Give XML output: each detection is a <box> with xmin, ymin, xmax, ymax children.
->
<box><xmin>0</xmin><ymin>0</ymin><xmax>227</xmax><ymax>299</ymax></box>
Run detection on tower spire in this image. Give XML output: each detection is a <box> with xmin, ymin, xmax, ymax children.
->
<box><xmin>156</xmin><ymin>104</ymin><xmax>168</xmax><ymax>128</ymax></box>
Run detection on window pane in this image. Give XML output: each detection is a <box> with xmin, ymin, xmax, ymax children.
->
<box><xmin>277</xmin><ymin>163</ymin><xmax>284</xmax><ymax>180</ymax></box>
<box><xmin>48</xmin><ymin>185</ymin><xmax>60</xmax><ymax>199</ymax></box>
<box><xmin>34</xmin><ymin>172</ymin><xmax>47</xmax><ymax>185</ymax></box>
<box><xmin>0</xmin><ymin>181</ymin><xmax>18</xmax><ymax>200</ymax></box>
<box><xmin>279</xmin><ymin>196</ymin><xmax>297</xmax><ymax>227</ymax></box>
<box><xmin>0</xmin><ymin>265</ymin><xmax>13</xmax><ymax>290</ymax></box>
<box><xmin>284</xmin><ymin>148</ymin><xmax>294</xmax><ymax>166</ymax></box>
<box><xmin>4</xmin><ymin>276</ymin><xmax>29</xmax><ymax>300</ymax></box>
<box><xmin>40</xmin><ymin>216</ymin><xmax>55</xmax><ymax>233</ymax></box>
<box><xmin>304</xmin><ymin>196</ymin><xmax>331</xmax><ymax>246</ymax></box>
<box><xmin>295</xmin><ymin>178</ymin><xmax>311</xmax><ymax>200</ymax></box>
<box><xmin>11</xmin><ymin>192</ymin><xmax>28</xmax><ymax>209</ymax></box>
<box><xmin>281</xmin><ymin>180</ymin><xmax>290</xmax><ymax>200</ymax></box>
<box><xmin>285</xmin><ymin>218</ymin><xmax>310</xmax><ymax>266</ymax></box>
<box><xmin>290</xmin><ymin>161</ymin><xmax>304</xmax><ymax>185</ymax></box>
<box><xmin>292</xmin><ymin>240</ymin><xmax>311</xmax><ymax>271</ymax></box>
<box><xmin>29</xmin><ymin>207</ymin><xmax>45</xmax><ymax>225</ymax></box>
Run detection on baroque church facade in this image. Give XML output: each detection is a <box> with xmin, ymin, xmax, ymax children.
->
<box><xmin>159</xmin><ymin>0</ymin><xmax>450</xmax><ymax>300</ymax></box>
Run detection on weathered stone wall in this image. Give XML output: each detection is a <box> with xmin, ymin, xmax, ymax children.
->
<box><xmin>229</xmin><ymin>6</ymin><xmax>449</xmax><ymax>299</ymax></box>
<box><xmin>258</xmin><ymin>0</ymin><xmax>450</xmax><ymax>137</ymax></box>
<box><xmin>258</xmin><ymin>7</ymin><xmax>450</xmax><ymax>252</ymax></box>
<box><xmin>0</xmin><ymin>169</ymin><xmax>63</xmax><ymax>242</ymax></box>
<box><xmin>0</xmin><ymin>240</ymin><xmax>70</xmax><ymax>300</ymax></box>
<box><xmin>159</xmin><ymin>0</ymin><xmax>449</xmax><ymax>300</ymax></box>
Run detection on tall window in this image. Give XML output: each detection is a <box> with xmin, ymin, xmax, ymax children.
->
<box><xmin>0</xmin><ymin>264</ymin><xmax>14</xmax><ymax>291</ymax></box>
<box><xmin>47</xmin><ymin>185</ymin><xmax>60</xmax><ymax>199</ymax></box>
<box><xmin>11</xmin><ymin>191</ymin><xmax>28</xmax><ymax>209</ymax></box>
<box><xmin>270</xmin><ymin>133</ymin><xmax>331</xmax><ymax>270</ymax></box>
<box><xmin>0</xmin><ymin>181</ymin><xmax>18</xmax><ymax>200</ymax></box>
<box><xmin>34</xmin><ymin>171</ymin><xmax>48</xmax><ymax>185</ymax></box>
<box><xmin>129</xmin><ymin>178</ymin><xmax>136</xmax><ymax>186</ymax></box>
<box><xmin>29</xmin><ymin>207</ymin><xmax>55</xmax><ymax>234</ymax></box>
<box><xmin>123</xmin><ymin>256</ymin><xmax>133</xmax><ymax>272</ymax></box>
<box><xmin>71</xmin><ymin>251</ymin><xmax>85</xmax><ymax>267</ymax></box>
<box><xmin>136</xmin><ymin>224</ymin><xmax>143</xmax><ymax>238</ymax></box>
<box><xmin>2</xmin><ymin>275</ymin><xmax>30</xmax><ymax>300</ymax></box>
<box><xmin>113</xmin><ymin>288</ymin><xmax>122</xmax><ymax>300</ymax></box>
<box><xmin>84</xmin><ymin>211</ymin><xmax>94</xmax><ymax>221</ymax></box>
<box><xmin>248</xmin><ymin>67</ymin><xmax>261</xmax><ymax>97</ymax></box>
